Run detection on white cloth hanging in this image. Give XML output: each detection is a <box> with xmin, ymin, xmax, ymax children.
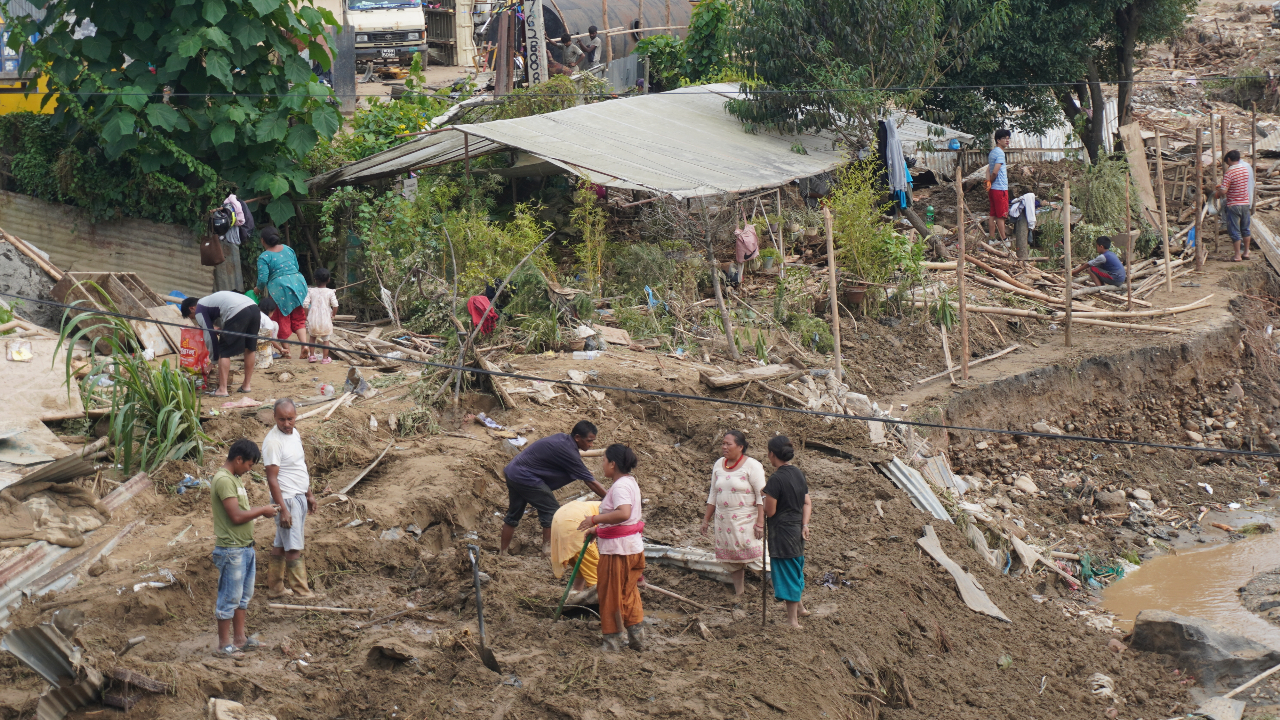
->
<box><xmin>1008</xmin><ymin>193</ymin><xmax>1037</xmax><ymax>229</ymax></box>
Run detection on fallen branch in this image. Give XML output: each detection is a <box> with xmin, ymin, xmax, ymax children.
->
<box><xmin>338</xmin><ymin>441</ymin><xmax>393</xmax><ymax>494</ymax></box>
<box><xmin>1055</xmin><ymin>294</ymin><xmax>1213</xmax><ymax>320</ymax></box>
<box><xmin>916</xmin><ymin>345</ymin><xmax>1021</xmax><ymax>385</ymax></box>
<box><xmin>356</xmin><ymin>607</ymin><xmax>445</xmax><ymax>629</ymax></box>
<box><xmin>639</xmin><ymin>581</ymin><xmax>725</xmax><ymax>611</ymax></box>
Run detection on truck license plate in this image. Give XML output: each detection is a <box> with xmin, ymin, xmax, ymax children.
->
<box><xmin>380</xmin><ymin>48</ymin><xmax>397</xmax><ymax>58</ymax></box>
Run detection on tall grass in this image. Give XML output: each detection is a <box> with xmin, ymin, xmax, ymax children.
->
<box><xmin>56</xmin><ymin>282</ymin><xmax>206</xmax><ymax>475</ymax></box>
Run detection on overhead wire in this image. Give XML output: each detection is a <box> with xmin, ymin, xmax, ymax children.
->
<box><xmin>6</xmin><ymin>290</ymin><xmax>1278</xmax><ymax>460</ymax></box>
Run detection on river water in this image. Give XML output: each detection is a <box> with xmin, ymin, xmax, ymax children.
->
<box><xmin>1102</xmin><ymin>530</ymin><xmax>1280</xmax><ymax>650</ymax></box>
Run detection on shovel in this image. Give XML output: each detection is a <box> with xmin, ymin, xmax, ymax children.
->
<box><xmin>465</xmin><ymin>544</ymin><xmax>501</xmax><ymax>673</ymax></box>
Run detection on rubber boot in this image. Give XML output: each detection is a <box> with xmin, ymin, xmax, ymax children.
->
<box><xmin>266</xmin><ymin>556</ymin><xmax>293</xmax><ymax>599</ymax></box>
<box><xmin>626</xmin><ymin>623</ymin><xmax>646</xmax><ymax>651</ymax></box>
<box><xmin>285</xmin><ymin>558</ymin><xmax>318</xmax><ymax>599</ymax></box>
<box><xmin>600</xmin><ymin>633</ymin><xmax>625</xmax><ymax>652</ymax></box>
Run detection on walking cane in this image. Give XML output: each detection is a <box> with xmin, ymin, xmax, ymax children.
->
<box><xmin>554</xmin><ymin>537</ymin><xmax>593</xmax><ymax>621</ymax></box>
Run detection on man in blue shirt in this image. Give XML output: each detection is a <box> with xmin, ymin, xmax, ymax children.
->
<box><xmin>1071</xmin><ymin>236</ymin><xmax>1127</xmax><ymax>287</ymax></box>
<box><xmin>987</xmin><ymin>128</ymin><xmax>1012</xmax><ymax>242</ymax></box>
<box><xmin>500</xmin><ymin>421</ymin><xmax>607</xmax><ymax>555</ymax></box>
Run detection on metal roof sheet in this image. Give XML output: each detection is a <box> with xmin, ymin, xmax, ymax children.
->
<box><xmin>310</xmin><ymin>83</ymin><xmax>849</xmax><ymax>198</ymax></box>
<box><xmin>876</xmin><ymin>457</ymin><xmax>953</xmax><ymax>523</ymax></box>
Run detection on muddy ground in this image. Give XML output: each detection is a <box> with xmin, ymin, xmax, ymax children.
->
<box><xmin>14</xmin><ymin>290</ymin><xmax>1280</xmax><ymax>719</ymax></box>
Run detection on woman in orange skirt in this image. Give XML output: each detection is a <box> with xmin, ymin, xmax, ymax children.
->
<box><xmin>579</xmin><ymin>443</ymin><xmax>645</xmax><ymax>651</ymax></box>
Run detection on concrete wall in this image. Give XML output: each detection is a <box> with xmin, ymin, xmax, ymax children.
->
<box><xmin>0</xmin><ymin>191</ymin><xmax>213</xmax><ymax>299</ymax></box>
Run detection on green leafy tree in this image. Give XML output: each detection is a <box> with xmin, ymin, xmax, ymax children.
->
<box><xmin>726</xmin><ymin>0</ymin><xmax>1007</xmax><ymax>144</ymax></box>
<box><xmin>684</xmin><ymin>0</ymin><xmax>732</xmax><ymax>82</ymax></box>
<box><xmin>3</xmin><ymin>0</ymin><xmax>343</xmax><ymax>225</ymax></box>
<box><xmin>924</xmin><ymin>0</ymin><xmax>1194</xmax><ymax>163</ymax></box>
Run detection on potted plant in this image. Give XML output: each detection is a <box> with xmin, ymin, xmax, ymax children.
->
<box><xmin>759</xmin><ymin>247</ymin><xmax>782</xmax><ymax>270</ymax></box>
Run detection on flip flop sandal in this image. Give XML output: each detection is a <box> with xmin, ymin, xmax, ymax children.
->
<box><xmin>236</xmin><ymin>387</ymin><xmax>252</xmax><ymax>394</ymax></box>
<box><xmin>238</xmin><ymin>637</ymin><xmax>262</xmax><ymax>652</ymax></box>
<box><xmin>213</xmin><ymin>645</ymin><xmax>245</xmax><ymax>659</ymax></box>
<box><xmin>206</xmin><ymin>391</ymin><xmax>230</xmax><ymax>397</ymax></box>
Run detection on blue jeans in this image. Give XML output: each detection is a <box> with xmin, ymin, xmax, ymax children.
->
<box><xmin>212</xmin><ymin>545</ymin><xmax>257</xmax><ymax>620</ymax></box>
<box><xmin>1226</xmin><ymin>204</ymin><xmax>1251</xmax><ymax>243</ymax></box>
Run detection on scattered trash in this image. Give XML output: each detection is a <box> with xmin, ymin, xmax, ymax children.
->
<box><xmin>318</xmin><ymin>383</ymin><xmax>335</xmax><ymax>396</ymax></box>
<box><xmin>507</xmin><ymin>437</ymin><xmax>527</xmax><ymax>447</ymax></box>
<box><xmin>5</xmin><ymin>340</ymin><xmax>32</xmax><ymax>362</ymax></box>
<box><xmin>220</xmin><ymin>396</ymin><xmax>260</xmax><ymax>409</ymax></box>
<box><xmin>369</xmin><ymin>415</ymin><xmax>378</xmax><ymax>431</ymax></box>
<box><xmin>502</xmin><ymin>675</ymin><xmax>523</xmax><ymax>687</ymax></box>
<box><xmin>380</xmin><ymin>527</ymin><xmax>402</xmax><ymax>541</ymax></box>
<box><xmin>997</xmin><ymin>653</ymin><xmax>1013</xmax><ymax>670</ymax></box>
<box><xmin>277</xmin><ymin>372</ymin><xmax>293</xmax><ymax>382</ymax></box>
<box><xmin>132</xmin><ymin>568</ymin><xmax>175</xmax><ymax>592</ymax></box>
<box><xmin>476</xmin><ymin>412</ymin><xmax>503</xmax><ymax>429</ymax></box>
<box><xmin>1199</xmin><ymin>482</ymin><xmax>1214</xmax><ymax>495</ymax></box>
<box><xmin>176</xmin><ymin>475</ymin><xmax>209</xmax><ymax>494</ymax></box>
<box><xmin>572</xmin><ymin>350</ymin><xmax>602</xmax><ymax>360</ymax></box>
<box><xmin>1089</xmin><ymin>672</ymin><xmax>1116</xmax><ymax>700</ymax></box>
<box><xmin>1228</xmin><ymin>502</ymin><xmax>1241</xmax><ymax>509</ymax></box>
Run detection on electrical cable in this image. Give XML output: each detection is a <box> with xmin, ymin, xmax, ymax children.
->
<box><xmin>6</xmin><ymin>290</ymin><xmax>1278</xmax><ymax>460</ymax></box>
<box><xmin>10</xmin><ymin>75</ymin><xmax>1272</xmax><ymax>99</ymax></box>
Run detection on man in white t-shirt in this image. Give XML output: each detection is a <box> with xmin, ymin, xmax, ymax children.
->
<box><xmin>263</xmin><ymin>398</ymin><xmax>319</xmax><ymax>599</ymax></box>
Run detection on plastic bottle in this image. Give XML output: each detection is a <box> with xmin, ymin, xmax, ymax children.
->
<box><xmin>925</xmin><ymin>205</ymin><xmax>935</xmax><ymax>226</ymax></box>
<box><xmin>572</xmin><ymin>350</ymin><xmax>601</xmax><ymax>360</ymax></box>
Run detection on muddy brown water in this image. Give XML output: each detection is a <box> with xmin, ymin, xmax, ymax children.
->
<box><xmin>1103</xmin><ymin>531</ymin><xmax>1280</xmax><ymax>649</ymax></box>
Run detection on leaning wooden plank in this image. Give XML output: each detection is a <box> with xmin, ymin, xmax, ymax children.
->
<box><xmin>479</xmin><ymin>357</ymin><xmax>517</xmax><ymax>409</ymax></box>
<box><xmin>700</xmin><ymin>363</ymin><xmax>797</xmax><ymax>390</ymax></box>
<box><xmin>338</xmin><ymin>442</ymin><xmax>393</xmax><ymax>494</ymax></box>
<box><xmin>917</xmin><ymin>525</ymin><xmax>1010</xmax><ymax>622</ymax></box>
<box><xmin>1253</xmin><ymin>217</ymin><xmax>1280</xmax><ymax>277</ymax></box>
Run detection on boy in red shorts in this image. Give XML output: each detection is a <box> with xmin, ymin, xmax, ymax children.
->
<box><xmin>987</xmin><ymin>128</ymin><xmax>1012</xmax><ymax>242</ymax></box>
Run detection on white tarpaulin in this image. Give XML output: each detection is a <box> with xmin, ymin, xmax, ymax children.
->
<box><xmin>308</xmin><ymin>83</ymin><xmax>849</xmax><ymax>198</ymax></box>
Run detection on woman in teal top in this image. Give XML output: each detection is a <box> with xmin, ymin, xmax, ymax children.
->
<box><xmin>256</xmin><ymin>227</ymin><xmax>310</xmax><ymax>357</ymax></box>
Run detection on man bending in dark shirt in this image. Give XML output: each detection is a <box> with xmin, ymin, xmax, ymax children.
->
<box><xmin>500</xmin><ymin>421</ymin><xmax>606</xmax><ymax>555</ymax></box>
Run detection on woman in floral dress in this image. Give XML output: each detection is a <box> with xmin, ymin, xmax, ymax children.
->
<box><xmin>700</xmin><ymin>430</ymin><xmax>767</xmax><ymax>596</ymax></box>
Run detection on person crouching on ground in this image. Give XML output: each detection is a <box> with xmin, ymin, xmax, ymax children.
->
<box><xmin>263</xmin><ymin>398</ymin><xmax>320</xmax><ymax>598</ymax></box>
<box><xmin>1071</xmin><ymin>235</ymin><xmax>1126</xmax><ymax>288</ymax></box>
<box><xmin>181</xmin><ymin>291</ymin><xmax>259</xmax><ymax>397</ymax></box>
<box><xmin>550</xmin><ymin>500</ymin><xmax>601</xmax><ymax>604</ymax></box>
<box><xmin>701</xmin><ymin>429</ymin><xmax>766</xmax><ymax>596</ymax></box>
<box><xmin>764</xmin><ymin>435</ymin><xmax>811</xmax><ymax>628</ymax></box>
<box><xmin>500</xmin><ymin>421</ymin><xmax>607</xmax><ymax>555</ymax></box>
<box><xmin>578</xmin><ymin>443</ymin><xmax>646</xmax><ymax>651</ymax></box>
<box><xmin>211</xmin><ymin>438</ymin><xmax>277</xmax><ymax>658</ymax></box>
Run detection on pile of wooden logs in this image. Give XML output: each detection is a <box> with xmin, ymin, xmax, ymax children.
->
<box><xmin>327</xmin><ymin>315</ymin><xmax>443</xmax><ymax>368</ymax></box>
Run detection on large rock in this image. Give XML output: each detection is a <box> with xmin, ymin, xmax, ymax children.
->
<box><xmin>1094</xmin><ymin>490</ymin><xmax>1128</xmax><ymax>512</ymax></box>
<box><xmin>1130</xmin><ymin>610</ymin><xmax>1280</xmax><ymax>686</ymax></box>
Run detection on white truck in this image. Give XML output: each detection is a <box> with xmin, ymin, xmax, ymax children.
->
<box><xmin>329</xmin><ymin>0</ymin><xmax>429</xmax><ymax>70</ymax></box>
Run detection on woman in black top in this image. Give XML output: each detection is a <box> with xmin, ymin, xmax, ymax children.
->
<box><xmin>763</xmin><ymin>435</ymin><xmax>812</xmax><ymax>628</ymax></box>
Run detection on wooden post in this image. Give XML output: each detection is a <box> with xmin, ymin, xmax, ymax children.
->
<box><xmin>602</xmin><ymin>0</ymin><xmax>611</xmax><ymax>63</ymax></box>
<box><xmin>1155</xmin><ymin>127</ymin><xmax>1172</xmax><ymax>293</ymax></box>
<box><xmin>823</xmin><ymin>207</ymin><xmax>842</xmax><ymax>381</ymax></box>
<box><xmin>1063</xmin><ymin>179</ymin><xmax>1072</xmax><ymax>348</ymax></box>
<box><xmin>776</xmin><ymin>188</ymin><xmax>785</xmax><ymax>279</ymax></box>
<box><xmin>1125</xmin><ymin>178</ymin><xmax>1133</xmax><ymax>311</ymax></box>
<box><xmin>761</xmin><ymin>521</ymin><xmax>768</xmax><ymax>627</ymax></box>
<box><xmin>1195</xmin><ymin>128</ymin><xmax>1205</xmax><ymax>271</ymax></box>
<box><xmin>1253</xmin><ymin>102</ymin><xmax>1259</xmax><ymax>211</ymax></box>
<box><xmin>462</xmin><ymin>131</ymin><xmax>471</xmax><ymax>184</ymax></box>
<box><xmin>664</xmin><ymin>0</ymin><xmax>671</xmax><ymax>31</ymax></box>
<box><xmin>955</xmin><ymin>171</ymin><xmax>969</xmax><ymax>380</ymax></box>
<box><xmin>494</xmin><ymin>12</ymin><xmax>511</xmax><ymax>95</ymax></box>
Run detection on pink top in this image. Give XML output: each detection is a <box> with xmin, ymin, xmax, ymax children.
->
<box><xmin>597</xmin><ymin>474</ymin><xmax>642</xmax><ymax>556</ymax></box>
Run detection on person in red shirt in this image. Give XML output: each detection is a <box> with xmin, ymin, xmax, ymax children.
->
<box><xmin>1215</xmin><ymin>149</ymin><xmax>1253</xmax><ymax>262</ymax></box>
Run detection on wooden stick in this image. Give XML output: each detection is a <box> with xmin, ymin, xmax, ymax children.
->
<box><xmin>357</xmin><ymin>607</ymin><xmax>444</xmax><ymax>629</ymax></box>
<box><xmin>1195</xmin><ymin>126</ymin><xmax>1205</xmax><ymax>270</ymax></box>
<box><xmin>1224</xmin><ymin>661</ymin><xmax>1280</xmax><ymax>699</ymax></box>
<box><xmin>910</xmin><ymin>302</ymin><xmax>1181</xmax><ymax>332</ymax></box>
<box><xmin>916</xmin><ymin>345</ymin><xmax>1020</xmax><ymax>385</ymax></box>
<box><xmin>1057</xmin><ymin>294</ymin><xmax>1213</xmax><ymax>319</ymax></box>
<box><xmin>338</xmin><ymin>441</ymin><xmax>393</xmax><ymax>494</ymax></box>
<box><xmin>0</xmin><ymin>229</ymin><xmax>63</xmax><ymax>280</ymax></box>
<box><xmin>823</xmin><ymin>207</ymin><xmax>842</xmax><ymax>381</ymax></box>
<box><xmin>956</xmin><ymin>171</ymin><xmax>969</xmax><ymax>380</ymax></box>
<box><xmin>295</xmin><ymin>393</ymin><xmax>348</xmax><ymax>421</ymax></box>
<box><xmin>759</xmin><ymin>383</ymin><xmax>807</xmax><ymax>408</ymax></box>
<box><xmin>1253</xmin><ymin>102</ymin><xmax>1258</xmax><ymax>214</ymax></box>
<box><xmin>1121</xmin><ymin>176</ymin><xmax>1131</xmax><ymax>311</ymax></box>
<box><xmin>639</xmin><ymin>580</ymin><xmax>717</xmax><ymax>611</ymax></box>
<box><xmin>1156</xmin><ymin>127</ymin><xmax>1172</xmax><ymax>293</ymax></box>
<box><xmin>1062</xmin><ymin>179</ymin><xmax>1072</xmax><ymax>348</ymax></box>
<box><xmin>939</xmin><ymin>325</ymin><xmax>956</xmax><ymax>383</ymax></box>
<box><xmin>268</xmin><ymin>603</ymin><xmax>374</xmax><ymax>616</ymax></box>
<box><xmin>761</xmin><ymin>520</ymin><xmax>768</xmax><ymax>626</ymax></box>
<box><xmin>323</xmin><ymin>392</ymin><xmax>353</xmax><ymax>420</ymax></box>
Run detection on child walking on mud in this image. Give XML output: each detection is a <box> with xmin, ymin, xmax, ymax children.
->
<box><xmin>210</xmin><ymin>439</ymin><xmax>277</xmax><ymax>658</ymax></box>
<box><xmin>304</xmin><ymin>268</ymin><xmax>338</xmax><ymax>364</ymax></box>
<box><xmin>578</xmin><ymin>443</ymin><xmax>646</xmax><ymax>651</ymax></box>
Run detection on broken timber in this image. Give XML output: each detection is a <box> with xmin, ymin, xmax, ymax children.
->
<box><xmin>699</xmin><ymin>363</ymin><xmax>797</xmax><ymax>390</ymax></box>
<box><xmin>917</xmin><ymin>524</ymin><xmax>1010</xmax><ymax>622</ymax></box>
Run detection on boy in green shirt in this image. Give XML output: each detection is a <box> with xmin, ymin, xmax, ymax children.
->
<box><xmin>211</xmin><ymin>438</ymin><xmax>277</xmax><ymax>658</ymax></box>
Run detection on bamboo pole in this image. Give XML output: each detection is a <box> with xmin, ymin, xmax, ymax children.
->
<box><xmin>823</xmin><ymin>207</ymin><xmax>842</xmax><ymax>381</ymax></box>
<box><xmin>1125</xmin><ymin>177</ymin><xmax>1133</xmax><ymax>311</ymax></box>
<box><xmin>1057</xmin><ymin>294</ymin><xmax>1212</xmax><ymax>319</ymax></box>
<box><xmin>1253</xmin><ymin>102</ymin><xmax>1258</xmax><ymax>210</ymax></box>
<box><xmin>956</xmin><ymin>171</ymin><xmax>969</xmax><ymax>379</ymax></box>
<box><xmin>1155</xmin><ymin>127</ymin><xmax>1172</xmax><ymax>293</ymax></box>
<box><xmin>1221</xmin><ymin>114</ymin><xmax>1229</xmax><ymax>256</ymax></box>
<box><xmin>602</xmin><ymin>0</ymin><xmax>611</xmax><ymax>63</ymax></box>
<box><xmin>1062</xmin><ymin>179</ymin><xmax>1072</xmax><ymax>348</ymax></box>
<box><xmin>908</xmin><ymin>302</ymin><xmax>1182</xmax><ymax>333</ymax></box>
<box><xmin>664</xmin><ymin>0</ymin><xmax>670</xmax><ymax>28</ymax></box>
<box><xmin>1195</xmin><ymin>128</ymin><xmax>1205</xmax><ymax>270</ymax></box>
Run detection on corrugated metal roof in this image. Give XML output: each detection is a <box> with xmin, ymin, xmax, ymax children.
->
<box><xmin>876</xmin><ymin>457</ymin><xmax>953</xmax><ymax>523</ymax></box>
<box><xmin>0</xmin><ymin>191</ymin><xmax>213</xmax><ymax>298</ymax></box>
<box><xmin>310</xmin><ymin>83</ymin><xmax>850</xmax><ymax>198</ymax></box>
